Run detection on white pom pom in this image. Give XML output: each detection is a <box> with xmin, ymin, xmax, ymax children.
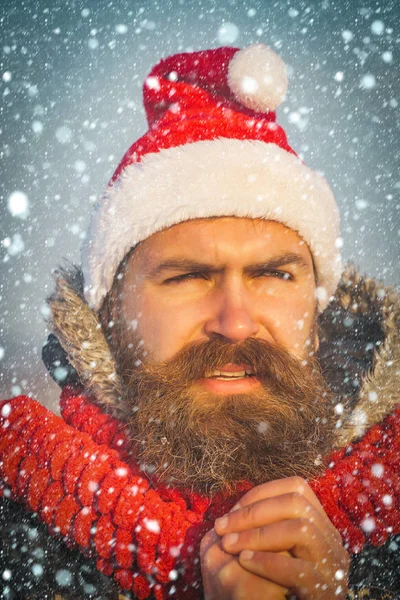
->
<box><xmin>228</xmin><ymin>44</ymin><xmax>288</xmax><ymax>112</ymax></box>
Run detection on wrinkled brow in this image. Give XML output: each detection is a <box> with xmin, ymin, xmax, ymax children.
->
<box><xmin>145</xmin><ymin>253</ymin><xmax>312</xmax><ymax>278</ymax></box>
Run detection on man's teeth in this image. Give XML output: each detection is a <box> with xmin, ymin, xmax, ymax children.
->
<box><xmin>209</xmin><ymin>369</ymin><xmax>254</xmax><ymax>379</ymax></box>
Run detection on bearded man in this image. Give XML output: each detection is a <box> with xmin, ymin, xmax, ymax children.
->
<box><xmin>0</xmin><ymin>44</ymin><xmax>399</xmax><ymax>600</ymax></box>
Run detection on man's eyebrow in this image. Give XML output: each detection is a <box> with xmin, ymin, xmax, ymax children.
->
<box><xmin>244</xmin><ymin>253</ymin><xmax>311</xmax><ymax>273</ymax></box>
<box><xmin>145</xmin><ymin>259</ymin><xmax>222</xmax><ymax>278</ymax></box>
<box><xmin>145</xmin><ymin>253</ymin><xmax>311</xmax><ymax>278</ymax></box>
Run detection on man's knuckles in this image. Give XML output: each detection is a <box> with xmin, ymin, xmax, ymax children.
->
<box><xmin>284</xmin><ymin>475</ymin><xmax>309</xmax><ymax>495</ymax></box>
<box><xmin>221</xmin><ymin>517</ymin><xmax>320</xmax><ymax>554</ymax></box>
<box><xmin>216</xmin><ymin>493</ymin><xmax>319</xmax><ymax>537</ymax></box>
<box><xmin>292</xmin><ymin>516</ymin><xmax>318</xmax><ymax>538</ymax></box>
<box><xmin>234</xmin><ymin>476</ymin><xmax>309</xmax><ymax>507</ymax></box>
<box><xmin>262</xmin><ymin>554</ymin><xmax>319</xmax><ymax>590</ymax></box>
<box><xmin>238</xmin><ymin>549</ymin><xmax>318</xmax><ymax>595</ymax></box>
<box><xmin>284</xmin><ymin>491</ymin><xmax>314</xmax><ymax>518</ymax></box>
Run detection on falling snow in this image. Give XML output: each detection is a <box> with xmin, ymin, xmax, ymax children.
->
<box><xmin>217</xmin><ymin>22</ymin><xmax>239</xmax><ymax>44</ymax></box>
<box><xmin>1</xmin><ymin>403</ymin><xmax>11</xmax><ymax>418</ymax></box>
<box><xmin>7</xmin><ymin>191</ymin><xmax>30</xmax><ymax>219</ymax></box>
<box><xmin>5</xmin><ymin>233</ymin><xmax>25</xmax><ymax>256</ymax></box>
<box><xmin>341</xmin><ymin>30</ymin><xmax>354</xmax><ymax>42</ymax></box>
<box><xmin>370</xmin><ymin>20</ymin><xmax>385</xmax><ymax>35</ymax></box>
<box><xmin>0</xmin><ymin>0</ymin><xmax>399</xmax><ymax>596</ymax></box>
<box><xmin>32</xmin><ymin>120</ymin><xmax>44</xmax><ymax>134</ymax></box>
<box><xmin>144</xmin><ymin>518</ymin><xmax>161</xmax><ymax>534</ymax></box>
<box><xmin>360</xmin><ymin>74</ymin><xmax>377</xmax><ymax>90</ymax></box>
<box><xmin>55</xmin><ymin>125</ymin><xmax>73</xmax><ymax>144</ymax></box>
<box><xmin>55</xmin><ymin>569</ymin><xmax>73</xmax><ymax>586</ymax></box>
<box><xmin>382</xmin><ymin>51</ymin><xmax>393</xmax><ymax>63</ymax></box>
<box><xmin>361</xmin><ymin>517</ymin><xmax>376</xmax><ymax>534</ymax></box>
<box><xmin>115</xmin><ymin>23</ymin><xmax>128</xmax><ymax>35</ymax></box>
<box><xmin>371</xmin><ymin>463</ymin><xmax>384</xmax><ymax>478</ymax></box>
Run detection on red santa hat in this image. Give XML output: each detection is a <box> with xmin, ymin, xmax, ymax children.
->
<box><xmin>82</xmin><ymin>44</ymin><xmax>341</xmax><ymax>312</ymax></box>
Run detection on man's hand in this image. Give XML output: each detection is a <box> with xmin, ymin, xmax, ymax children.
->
<box><xmin>200</xmin><ymin>477</ymin><xmax>350</xmax><ymax>599</ymax></box>
<box><xmin>200</xmin><ymin>527</ymin><xmax>288</xmax><ymax>600</ymax></box>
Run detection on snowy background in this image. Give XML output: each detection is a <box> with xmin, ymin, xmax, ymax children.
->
<box><xmin>1</xmin><ymin>0</ymin><xmax>399</xmax><ymax>410</ymax></box>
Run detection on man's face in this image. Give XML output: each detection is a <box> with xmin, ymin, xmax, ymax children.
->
<box><xmin>118</xmin><ymin>217</ymin><xmax>318</xmax><ymax>379</ymax></box>
<box><xmin>105</xmin><ymin>218</ymin><xmax>335</xmax><ymax>493</ymax></box>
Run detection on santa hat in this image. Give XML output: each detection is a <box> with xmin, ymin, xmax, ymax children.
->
<box><xmin>82</xmin><ymin>44</ymin><xmax>341</xmax><ymax>312</ymax></box>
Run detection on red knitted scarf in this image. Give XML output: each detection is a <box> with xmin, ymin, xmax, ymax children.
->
<box><xmin>1</xmin><ymin>386</ymin><xmax>399</xmax><ymax>599</ymax></box>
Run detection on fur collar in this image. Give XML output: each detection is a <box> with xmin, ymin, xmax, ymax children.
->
<box><xmin>45</xmin><ymin>264</ymin><xmax>400</xmax><ymax>448</ymax></box>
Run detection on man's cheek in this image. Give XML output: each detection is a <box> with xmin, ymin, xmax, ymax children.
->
<box><xmin>136</xmin><ymin>320</ymin><xmax>176</xmax><ymax>362</ymax></box>
<box><xmin>142</xmin><ymin>309</ymin><xmax>200</xmax><ymax>362</ymax></box>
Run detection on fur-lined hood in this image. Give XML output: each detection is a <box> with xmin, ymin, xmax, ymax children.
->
<box><xmin>43</xmin><ymin>264</ymin><xmax>400</xmax><ymax>450</ymax></box>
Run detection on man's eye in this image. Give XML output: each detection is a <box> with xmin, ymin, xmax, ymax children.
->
<box><xmin>256</xmin><ymin>270</ymin><xmax>293</xmax><ymax>281</ymax></box>
<box><xmin>164</xmin><ymin>273</ymin><xmax>207</xmax><ymax>284</ymax></box>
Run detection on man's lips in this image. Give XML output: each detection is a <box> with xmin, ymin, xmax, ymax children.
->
<box><xmin>201</xmin><ymin>363</ymin><xmax>260</xmax><ymax>394</ymax></box>
<box><xmin>199</xmin><ymin>375</ymin><xmax>261</xmax><ymax>394</ymax></box>
<box><xmin>206</xmin><ymin>363</ymin><xmax>256</xmax><ymax>378</ymax></box>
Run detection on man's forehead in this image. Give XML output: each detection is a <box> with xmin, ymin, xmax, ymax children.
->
<box><xmin>132</xmin><ymin>217</ymin><xmax>311</xmax><ymax>267</ymax></box>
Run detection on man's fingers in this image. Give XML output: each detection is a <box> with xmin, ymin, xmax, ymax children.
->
<box><xmin>218</xmin><ymin>559</ymin><xmax>288</xmax><ymax>600</ymax></box>
<box><xmin>228</xmin><ymin>476</ymin><xmax>326</xmax><ymax>518</ymax></box>
<box><xmin>221</xmin><ymin>518</ymin><xmax>332</xmax><ymax>566</ymax></box>
<box><xmin>201</xmin><ymin>528</ymin><xmax>233</xmax><ymax>573</ymax></box>
<box><xmin>201</xmin><ymin>530</ymin><xmax>288</xmax><ymax>600</ymax></box>
<box><xmin>215</xmin><ymin>489</ymin><xmax>342</xmax><ymax>548</ymax></box>
<box><xmin>216</xmin><ymin>490</ymin><xmax>320</xmax><ymax>533</ymax></box>
<box><xmin>238</xmin><ymin>550</ymin><xmax>329</xmax><ymax>599</ymax></box>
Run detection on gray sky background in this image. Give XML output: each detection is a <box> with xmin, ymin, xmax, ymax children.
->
<box><xmin>1</xmin><ymin>0</ymin><xmax>399</xmax><ymax>410</ymax></box>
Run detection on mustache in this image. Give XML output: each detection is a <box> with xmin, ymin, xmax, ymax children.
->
<box><xmin>121</xmin><ymin>336</ymin><xmax>321</xmax><ymax>397</ymax></box>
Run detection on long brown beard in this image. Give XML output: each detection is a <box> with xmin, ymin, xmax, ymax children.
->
<box><xmin>115</xmin><ymin>337</ymin><xmax>337</xmax><ymax>494</ymax></box>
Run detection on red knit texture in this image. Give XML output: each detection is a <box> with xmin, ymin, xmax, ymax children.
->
<box><xmin>1</xmin><ymin>387</ymin><xmax>399</xmax><ymax>599</ymax></box>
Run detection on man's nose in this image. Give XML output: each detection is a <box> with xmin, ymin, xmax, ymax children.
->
<box><xmin>204</xmin><ymin>284</ymin><xmax>260</xmax><ymax>343</ymax></box>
